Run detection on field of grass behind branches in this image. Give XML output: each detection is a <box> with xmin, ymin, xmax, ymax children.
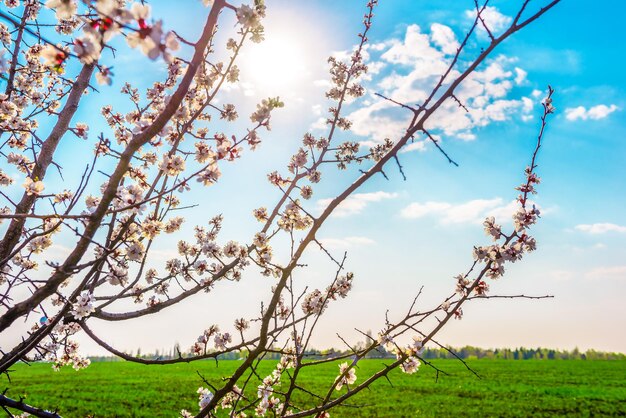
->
<box><xmin>4</xmin><ymin>358</ymin><xmax>626</xmax><ymax>417</ymax></box>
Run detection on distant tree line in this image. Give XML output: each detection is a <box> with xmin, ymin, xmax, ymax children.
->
<box><xmin>87</xmin><ymin>343</ymin><xmax>625</xmax><ymax>362</ymax></box>
<box><xmin>415</xmin><ymin>346</ymin><xmax>625</xmax><ymax>361</ymax></box>
<box><xmin>355</xmin><ymin>342</ymin><xmax>626</xmax><ymax>361</ymax></box>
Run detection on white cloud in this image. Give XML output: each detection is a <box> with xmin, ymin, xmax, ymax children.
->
<box><xmin>148</xmin><ymin>248</ymin><xmax>180</xmax><ymax>259</ymax></box>
<box><xmin>401</xmin><ymin>198</ymin><xmax>505</xmax><ymax>224</ymax></box>
<box><xmin>343</xmin><ymin>21</ymin><xmax>534</xmax><ymax>146</ymax></box>
<box><xmin>317</xmin><ymin>191</ymin><xmax>398</xmax><ymax>218</ymax></box>
<box><xmin>32</xmin><ymin>244</ymin><xmax>72</xmax><ymax>263</ymax></box>
<box><xmin>456</xmin><ymin>132</ymin><xmax>477</xmax><ymax>141</ymax></box>
<box><xmin>313</xmin><ymin>79</ymin><xmax>331</xmax><ymax>88</ymax></box>
<box><xmin>357</xmin><ymin>140</ymin><xmax>380</xmax><ymax>148</ymax></box>
<box><xmin>401</xmin><ymin>201</ymin><xmax>453</xmax><ymax>219</ymax></box>
<box><xmin>575</xmin><ymin>223</ymin><xmax>626</xmax><ymax>234</ymax></box>
<box><xmin>312</xmin><ymin>104</ymin><xmax>323</xmax><ymax>116</ymax></box>
<box><xmin>565</xmin><ymin>104</ymin><xmax>619</xmax><ymax>121</ymax></box>
<box><xmin>348</xmin><ymin>100</ymin><xmax>411</xmax><ymax>140</ymax></box>
<box><xmin>400</xmin><ymin>141</ymin><xmax>427</xmax><ymax>153</ymax></box>
<box><xmin>465</xmin><ymin>6</ymin><xmax>512</xmax><ymax>37</ymax></box>
<box><xmin>240</xmin><ymin>81</ymin><xmax>255</xmax><ymax>97</ymax></box>
<box><xmin>514</xmin><ymin>67</ymin><xmax>527</xmax><ymax>85</ymax></box>
<box><xmin>318</xmin><ymin>236</ymin><xmax>376</xmax><ymax>249</ymax></box>
<box><xmin>310</xmin><ymin>116</ymin><xmax>328</xmax><ymax>131</ymax></box>
<box><xmin>441</xmin><ymin>198</ymin><xmax>506</xmax><ymax>224</ymax></box>
<box><xmin>381</xmin><ymin>24</ymin><xmax>445</xmax><ymax>66</ymax></box>
<box><xmin>484</xmin><ymin>199</ymin><xmax>520</xmax><ymax>221</ymax></box>
<box><xmin>549</xmin><ymin>270</ymin><xmax>574</xmax><ymax>281</ymax></box>
<box><xmin>430</xmin><ymin>23</ymin><xmax>459</xmax><ymax>55</ymax></box>
<box><xmin>586</xmin><ymin>265</ymin><xmax>626</xmax><ymax>280</ymax></box>
<box><xmin>367</xmin><ymin>60</ymin><xmax>386</xmax><ymax>76</ymax></box>
<box><xmin>400</xmin><ymin>197</ymin><xmax>537</xmax><ymax>225</ymax></box>
<box><xmin>520</xmin><ymin>97</ymin><xmax>534</xmax><ymax>121</ymax></box>
<box><xmin>369</xmin><ymin>42</ymin><xmax>388</xmax><ymax>52</ymax></box>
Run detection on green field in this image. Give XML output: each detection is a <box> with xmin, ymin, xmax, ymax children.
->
<box><xmin>3</xmin><ymin>359</ymin><xmax>626</xmax><ymax>417</ymax></box>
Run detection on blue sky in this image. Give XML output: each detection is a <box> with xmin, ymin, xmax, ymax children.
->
<box><xmin>2</xmin><ymin>0</ymin><xmax>625</xmax><ymax>355</ymax></box>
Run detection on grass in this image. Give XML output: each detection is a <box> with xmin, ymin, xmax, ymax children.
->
<box><xmin>3</xmin><ymin>359</ymin><xmax>626</xmax><ymax>417</ymax></box>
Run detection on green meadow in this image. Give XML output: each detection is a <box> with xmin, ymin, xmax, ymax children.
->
<box><xmin>4</xmin><ymin>359</ymin><xmax>626</xmax><ymax>417</ymax></box>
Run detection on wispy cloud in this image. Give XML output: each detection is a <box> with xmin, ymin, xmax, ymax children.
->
<box><xmin>430</xmin><ymin>23</ymin><xmax>460</xmax><ymax>55</ymax></box>
<box><xmin>400</xmin><ymin>141</ymin><xmax>427</xmax><ymax>153</ymax></box>
<box><xmin>317</xmin><ymin>191</ymin><xmax>398</xmax><ymax>218</ymax></box>
<box><xmin>575</xmin><ymin>223</ymin><xmax>626</xmax><ymax>234</ymax></box>
<box><xmin>318</xmin><ymin>236</ymin><xmax>376</xmax><ymax>249</ymax></box>
<box><xmin>340</xmin><ymin>18</ymin><xmax>534</xmax><ymax>148</ymax></box>
<box><xmin>400</xmin><ymin>198</ymin><xmax>520</xmax><ymax>224</ymax></box>
<box><xmin>465</xmin><ymin>6</ymin><xmax>512</xmax><ymax>38</ymax></box>
<box><xmin>32</xmin><ymin>244</ymin><xmax>72</xmax><ymax>263</ymax></box>
<box><xmin>549</xmin><ymin>270</ymin><xmax>574</xmax><ymax>281</ymax></box>
<box><xmin>565</xmin><ymin>104</ymin><xmax>619</xmax><ymax>121</ymax></box>
<box><xmin>586</xmin><ymin>265</ymin><xmax>626</xmax><ymax>280</ymax></box>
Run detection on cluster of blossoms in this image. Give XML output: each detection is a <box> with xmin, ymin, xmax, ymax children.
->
<box><xmin>7</xmin><ymin>153</ymin><xmax>34</xmax><ymax>174</ymax></box>
<box><xmin>190</xmin><ymin>325</ymin><xmax>233</xmax><ymax>355</ymax></box>
<box><xmin>182</xmin><ymin>383</ymin><xmax>244</xmax><ymax>417</ymax></box>
<box><xmin>277</xmin><ymin>200</ymin><xmax>312</xmax><ymax>232</ymax></box>
<box><xmin>196</xmin><ymin>387</ymin><xmax>214</xmax><ymax>410</ymax></box>
<box><xmin>106</xmin><ymin>263</ymin><xmax>129</xmax><ymax>286</ymax></box>
<box><xmin>246</xmin><ymin>8</ymin><xmax>377</xmax><ymax>261</ymax></box>
<box><xmin>270</xmin><ymin>30</ymin><xmax>373</xmax><ymax>200</ymax></box>
<box><xmin>378</xmin><ymin>333</ymin><xmax>423</xmax><ymax>375</ymax></box>
<box><xmin>30</xmin><ymin>320</ymin><xmax>91</xmax><ymax>371</ymax></box>
<box><xmin>398</xmin><ymin>336</ymin><xmax>423</xmax><ymax>374</ymax></box>
<box><xmin>121</xmin><ymin>191</ymin><xmax>247</xmax><ymax>299</ymax></box>
<box><xmin>442</xmin><ymin>299</ymin><xmax>464</xmax><ymax>320</ymax></box>
<box><xmin>218</xmin><ymin>384</ymin><xmax>244</xmax><ymax>413</ymax></box>
<box><xmin>469</xmin><ymin>192</ymin><xmax>540</xmax><ymax>285</ymax></box>
<box><xmin>0</xmin><ymin>92</ymin><xmax>34</xmax><ymax>133</ymax></box>
<box><xmin>71</xmin><ymin>290</ymin><xmax>95</xmax><ymax>320</ymax></box>
<box><xmin>429</xmin><ymin>170</ymin><xmax>541</xmax><ymax>323</ymax></box>
<box><xmin>302</xmin><ymin>273</ymin><xmax>354</xmax><ymax>315</ymax></box>
<box><xmin>84</xmin><ymin>207</ymin><xmax>246</xmax><ymax>311</ymax></box>
<box><xmin>1</xmin><ymin>87</ymin><xmax>40</xmax><ymax>202</ymax></box>
<box><xmin>369</xmin><ymin>138</ymin><xmax>395</xmax><ymax>162</ymax></box>
<box><xmin>326</xmin><ymin>52</ymin><xmax>367</xmax><ymax>102</ymax></box>
<box><xmin>301</xmin><ymin>289</ymin><xmax>327</xmax><ymax>315</ymax></box>
<box><xmin>251</xmin><ymin>231</ymin><xmax>279</xmax><ymax>277</ymax></box>
<box><xmin>91</xmin><ymin>69</ymin><xmax>280</xmax><ymax>212</ymax></box>
<box><xmin>326</xmin><ymin>272</ymin><xmax>354</xmax><ymax>300</ymax></box>
<box><xmin>234</xmin><ymin>2</ymin><xmax>266</xmax><ymax>43</ymax></box>
<box><xmin>40</xmin><ymin>0</ymin><xmax>181</xmax><ymax>75</ymax></box>
<box><xmin>288</xmin><ymin>148</ymin><xmax>309</xmax><ymax>174</ymax></box>
<box><xmin>513</xmin><ymin>205</ymin><xmax>541</xmax><ymax>233</ymax></box>
<box><xmin>267</xmin><ymin>287</ymin><xmax>293</xmax><ymax>321</ymax></box>
<box><xmin>22</xmin><ymin>177</ymin><xmax>45</xmax><ymax>196</ymax></box>
<box><xmin>251</xmin><ymin>97</ymin><xmax>284</xmax><ymax>126</ymax></box>
<box><xmin>442</xmin><ymin>121</ymin><xmax>547</xmax><ymax>316</ymax></box>
<box><xmin>26</xmin><ymin>236</ymin><xmax>52</xmax><ymax>254</ymax></box>
<box><xmin>160</xmin><ymin>154</ymin><xmax>186</xmax><ymax>177</ymax></box>
<box><xmin>317</xmin><ymin>43</ymin><xmax>370</xmax><ymax>134</ymax></box>
<box><xmin>0</xmin><ymin>265</ymin><xmax>10</xmax><ymax>285</ymax></box>
<box><xmin>254</xmin><ymin>353</ymin><xmax>295</xmax><ymax>416</ymax></box>
<box><xmin>334</xmin><ymin>141</ymin><xmax>364</xmax><ymax>170</ymax></box>
<box><xmin>334</xmin><ymin>362</ymin><xmax>357</xmax><ymax>390</ymax></box>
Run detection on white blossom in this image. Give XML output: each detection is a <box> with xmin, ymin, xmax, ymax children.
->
<box><xmin>71</xmin><ymin>291</ymin><xmax>95</xmax><ymax>320</ymax></box>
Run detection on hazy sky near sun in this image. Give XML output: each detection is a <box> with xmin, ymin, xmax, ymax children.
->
<box><xmin>2</xmin><ymin>0</ymin><xmax>625</xmax><ymax>355</ymax></box>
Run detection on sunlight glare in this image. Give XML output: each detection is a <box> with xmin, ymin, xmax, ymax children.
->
<box><xmin>240</xmin><ymin>32</ymin><xmax>310</xmax><ymax>94</ymax></box>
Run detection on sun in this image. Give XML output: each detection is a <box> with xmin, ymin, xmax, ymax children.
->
<box><xmin>239</xmin><ymin>31</ymin><xmax>310</xmax><ymax>94</ymax></box>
